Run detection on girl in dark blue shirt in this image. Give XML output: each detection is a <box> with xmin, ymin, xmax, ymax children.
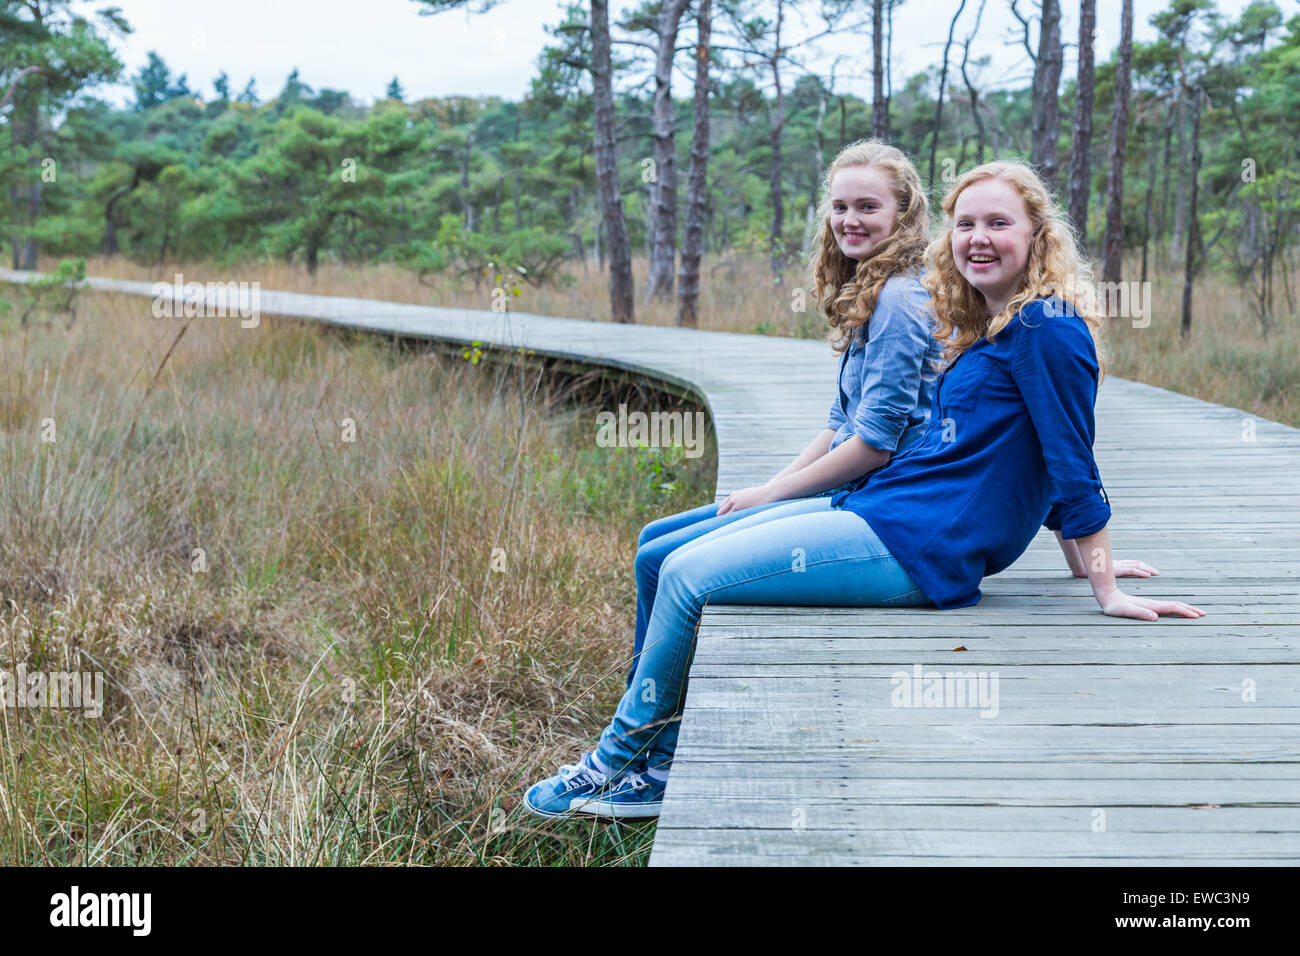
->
<box><xmin>523</xmin><ymin>159</ymin><xmax>1203</xmax><ymax>822</ymax></box>
<box><xmin>835</xmin><ymin>160</ymin><xmax>1205</xmax><ymax>617</ymax></box>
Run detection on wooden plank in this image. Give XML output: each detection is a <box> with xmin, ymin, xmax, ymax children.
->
<box><xmin>648</xmin><ymin>829</ymin><xmax>1300</xmax><ymax>866</ymax></box>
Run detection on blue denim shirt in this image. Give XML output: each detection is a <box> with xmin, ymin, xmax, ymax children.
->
<box><xmin>831</xmin><ymin>297</ymin><xmax>1111</xmax><ymax>609</ymax></box>
<box><xmin>826</xmin><ymin>272</ymin><xmax>943</xmax><ymax>456</ymax></box>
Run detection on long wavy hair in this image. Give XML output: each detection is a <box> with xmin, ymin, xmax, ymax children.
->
<box><xmin>923</xmin><ymin>160</ymin><xmax>1108</xmax><ymax>379</ymax></box>
<box><xmin>809</xmin><ymin>140</ymin><xmax>930</xmax><ymax>353</ymax></box>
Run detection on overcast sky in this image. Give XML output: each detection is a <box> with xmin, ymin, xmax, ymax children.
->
<box><xmin>87</xmin><ymin>0</ymin><xmax>1252</xmax><ymax>109</ymax></box>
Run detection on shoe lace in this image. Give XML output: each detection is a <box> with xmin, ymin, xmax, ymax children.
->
<box><xmin>558</xmin><ymin>758</ymin><xmax>607</xmax><ymax>790</ymax></box>
<box><xmin>616</xmin><ymin>772</ymin><xmax>649</xmax><ymax>792</ymax></box>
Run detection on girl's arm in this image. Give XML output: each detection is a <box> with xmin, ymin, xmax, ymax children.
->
<box><xmin>767</xmin><ymin>435</ymin><xmax>890</xmax><ymax>500</ymax></box>
<box><xmin>718</xmin><ymin>434</ymin><xmax>888</xmax><ymax>514</ymax></box>
<box><xmin>1053</xmin><ymin>530</ymin><xmax>1159</xmax><ymax>578</ymax></box>
<box><xmin>1054</xmin><ymin>531</ymin><xmax>1088</xmax><ymax>576</ymax></box>
<box><xmin>1012</xmin><ymin>303</ymin><xmax>1172</xmax><ymax>597</ymax></box>
<box><xmin>767</xmin><ymin>428</ymin><xmax>836</xmax><ymax>484</ymax></box>
<box><xmin>1073</xmin><ymin>525</ymin><xmax>1204</xmax><ymax>620</ymax></box>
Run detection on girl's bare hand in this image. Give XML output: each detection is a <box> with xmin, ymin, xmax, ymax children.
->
<box><xmin>717</xmin><ymin>485</ymin><xmax>775</xmax><ymax>515</ymax></box>
<box><xmin>1115</xmin><ymin>558</ymin><xmax>1160</xmax><ymax>578</ymax></box>
<box><xmin>1098</xmin><ymin>590</ymin><xmax>1206</xmax><ymax>621</ymax></box>
<box><xmin>1074</xmin><ymin>558</ymin><xmax>1160</xmax><ymax>579</ymax></box>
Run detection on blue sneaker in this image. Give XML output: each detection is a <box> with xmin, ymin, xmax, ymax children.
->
<box><xmin>523</xmin><ymin>753</ymin><xmax>610</xmax><ymax>819</ymax></box>
<box><xmin>573</xmin><ymin>771</ymin><xmax>666</xmax><ymax>819</ymax></box>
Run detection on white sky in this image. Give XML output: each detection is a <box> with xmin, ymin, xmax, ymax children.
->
<box><xmin>85</xmin><ymin>0</ymin><xmax>1253</xmax><ymax>108</ymax></box>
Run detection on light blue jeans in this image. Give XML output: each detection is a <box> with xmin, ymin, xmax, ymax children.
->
<box><xmin>628</xmin><ymin>482</ymin><xmax>859</xmax><ymax>689</ymax></box>
<box><xmin>599</xmin><ymin>495</ymin><xmax>931</xmax><ymax>778</ymax></box>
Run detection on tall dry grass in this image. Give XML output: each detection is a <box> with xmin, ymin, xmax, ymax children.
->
<box><xmin>1101</xmin><ymin>268</ymin><xmax>1300</xmax><ymax>429</ymax></box>
<box><xmin>0</xmin><ymin>289</ymin><xmax>715</xmax><ymax>865</ymax></box>
<box><xmin>69</xmin><ymin>251</ymin><xmax>1299</xmax><ymax>427</ymax></box>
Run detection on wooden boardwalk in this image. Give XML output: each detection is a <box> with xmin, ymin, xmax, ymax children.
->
<box><xmin>7</xmin><ymin>269</ymin><xmax>1299</xmax><ymax>865</ymax></box>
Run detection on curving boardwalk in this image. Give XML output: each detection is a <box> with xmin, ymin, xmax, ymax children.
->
<box><xmin>8</xmin><ymin>269</ymin><xmax>1300</xmax><ymax>865</ymax></box>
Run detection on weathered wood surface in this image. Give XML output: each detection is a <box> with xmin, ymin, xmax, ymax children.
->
<box><xmin>9</xmin><ymin>270</ymin><xmax>1298</xmax><ymax>866</ymax></box>
<box><xmin>652</xmin><ymin>376</ymin><xmax>1300</xmax><ymax>865</ymax></box>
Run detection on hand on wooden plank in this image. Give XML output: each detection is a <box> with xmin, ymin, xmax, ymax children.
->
<box><xmin>1074</xmin><ymin>557</ymin><xmax>1160</xmax><ymax>579</ymax></box>
<box><xmin>1097</xmin><ymin>589</ymin><xmax>1207</xmax><ymax>621</ymax></box>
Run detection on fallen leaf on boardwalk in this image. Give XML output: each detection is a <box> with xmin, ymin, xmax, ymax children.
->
<box><xmin>952</xmin><ymin>645</ymin><xmax>967</xmax><ymax>651</ymax></box>
<box><xmin>798</xmin><ymin>725</ymin><xmax>820</xmax><ymax>731</ymax></box>
<box><xmin>1190</xmin><ymin>804</ymin><xmax>1221</xmax><ymax>810</ymax></box>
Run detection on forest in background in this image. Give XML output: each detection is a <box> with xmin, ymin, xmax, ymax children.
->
<box><xmin>1</xmin><ymin>0</ymin><xmax>1297</xmax><ymax>336</ymax></box>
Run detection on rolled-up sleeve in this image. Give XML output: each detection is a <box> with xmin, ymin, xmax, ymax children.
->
<box><xmin>1012</xmin><ymin>304</ymin><xmax>1111</xmax><ymax>539</ymax></box>
<box><xmin>851</xmin><ymin>277</ymin><xmax>935</xmax><ymax>452</ymax></box>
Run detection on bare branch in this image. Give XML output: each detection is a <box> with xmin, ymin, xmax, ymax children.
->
<box><xmin>1009</xmin><ymin>0</ymin><xmax>1036</xmax><ymax>63</ymax></box>
<box><xmin>0</xmin><ymin>65</ymin><xmax>49</xmax><ymax>114</ymax></box>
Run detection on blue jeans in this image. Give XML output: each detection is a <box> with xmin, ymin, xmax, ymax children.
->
<box><xmin>630</xmin><ymin>499</ymin><xmax>789</xmax><ymax>688</ymax></box>
<box><xmin>629</xmin><ymin>484</ymin><xmax>858</xmax><ymax>689</ymax></box>
<box><xmin>599</xmin><ymin>495</ymin><xmax>931</xmax><ymax>778</ymax></box>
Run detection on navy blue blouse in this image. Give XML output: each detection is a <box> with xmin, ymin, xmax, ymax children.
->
<box><xmin>831</xmin><ymin>297</ymin><xmax>1112</xmax><ymax>609</ymax></box>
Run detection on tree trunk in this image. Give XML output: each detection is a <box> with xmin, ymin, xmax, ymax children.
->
<box><xmin>1170</xmin><ymin>77</ymin><xmax>1187</xmax><ymax>262</ymax></box>
<box><xmin>1140</xmin><ymin>125</ymin><xmax>1157</xmax><ymax>284</ymax></box>
<box><xmin>886</xmin><ymin>0</ymin><xmax>895</xmax><ymax>119</ymax></box>
<box><xmin>158</xmin><ymin>207</ymin><xmax>171</xmax><ymax>268</ymax></box>
<box><xmin>514</xmin><ymin>171</ymin><xmax>521</xmax><ymax>229</ymax></box>
<box><xmin>928</xmin><ymin>0</ymin><xmax>967</xmax><ymax>192</ymax></box>
<box><xmin>1100</xmin><ymin>0</ymin><xmax>1132</xmax><ymax>283</ymax></box>
<box><xmin>22</xmin><ymin>179</ymin><xmax>41</xmax><ymax>270</ymax></box>
<box><xmin>676</xmin><ymin>0</ymin><xmax>712</xmax><ymax>329</ymax></box>
<box><xmin>1067</xmin><ymin>0</ymin><xmax>1096</xmax><ymax>245</ymax></box>
<box><xmin>805</xmin><ymin>85</ymin><xmax>826</xmax><ymax>249</ymax></box>
<box><xmin>12</xmin><ymin>103</ymin><xmax>40</xmax><ymax>270</ymax></box>
<box><xmin>960</xmin><ymin>0</ymin><xmax>988</xmax><ymax>165</ymax></box>
<box><xmin>1157</xmin><ymin>109</ymin><xmax>1173</xmax><ymax>266</ymax></box>
<box><xmin>645</xmin><ymin>0</ymin><xmax>691</xmax><ymax>303</ymax></box>
<box><xmin>1030</xmin><ymin>0</ymin><xmax>1063</xmax><ymax>184</ymax></box>
<box><xmin>1179</xmin><ymin>85</ymin><xmax>1203</xmax><ymax>341</ymax></box>
<box><xmin>872</xmin><ymin>0</ymin><xmax>887</xmax><ymax>138</ymax></box>
<box><xmin>513</xmin><ymin>109</ymin><xmax>523</xmax><ymax>229</ymax></box>
<box><xmin>591</xmin><ymin>0</ymin><xmax>635</xmax><ymax>322</ymax></box>
<box><xmin>461</xmin><ymin>131</ymin><xmax>474</xmax><ymax>232</ymax></box>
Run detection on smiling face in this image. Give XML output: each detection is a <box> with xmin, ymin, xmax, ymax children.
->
<box><xmin>829</xmin><ymin>165</ymin><xmax>899</xmax><ymax>261</ymax></box>
<box><xmin>951</xmin><ymin>177</ymin><xmax>1035</xmax><ymax>316</ymax></box>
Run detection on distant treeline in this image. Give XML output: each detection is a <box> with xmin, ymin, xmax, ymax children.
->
<box><xmin>1</xmin><ymin>0</ymin><xmax>1296</xmax><ymax>332</ymax></box>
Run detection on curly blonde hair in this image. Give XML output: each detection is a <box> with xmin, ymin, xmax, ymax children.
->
<box><xmin>923</xmin><ymin>160</ymin><xmax>1108</xmax><ymax>380</ymax></box>
<box><xmin>809</xmin><ymin>140</ymin><xmax>930</xmax><ymax>353</ymax></box>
